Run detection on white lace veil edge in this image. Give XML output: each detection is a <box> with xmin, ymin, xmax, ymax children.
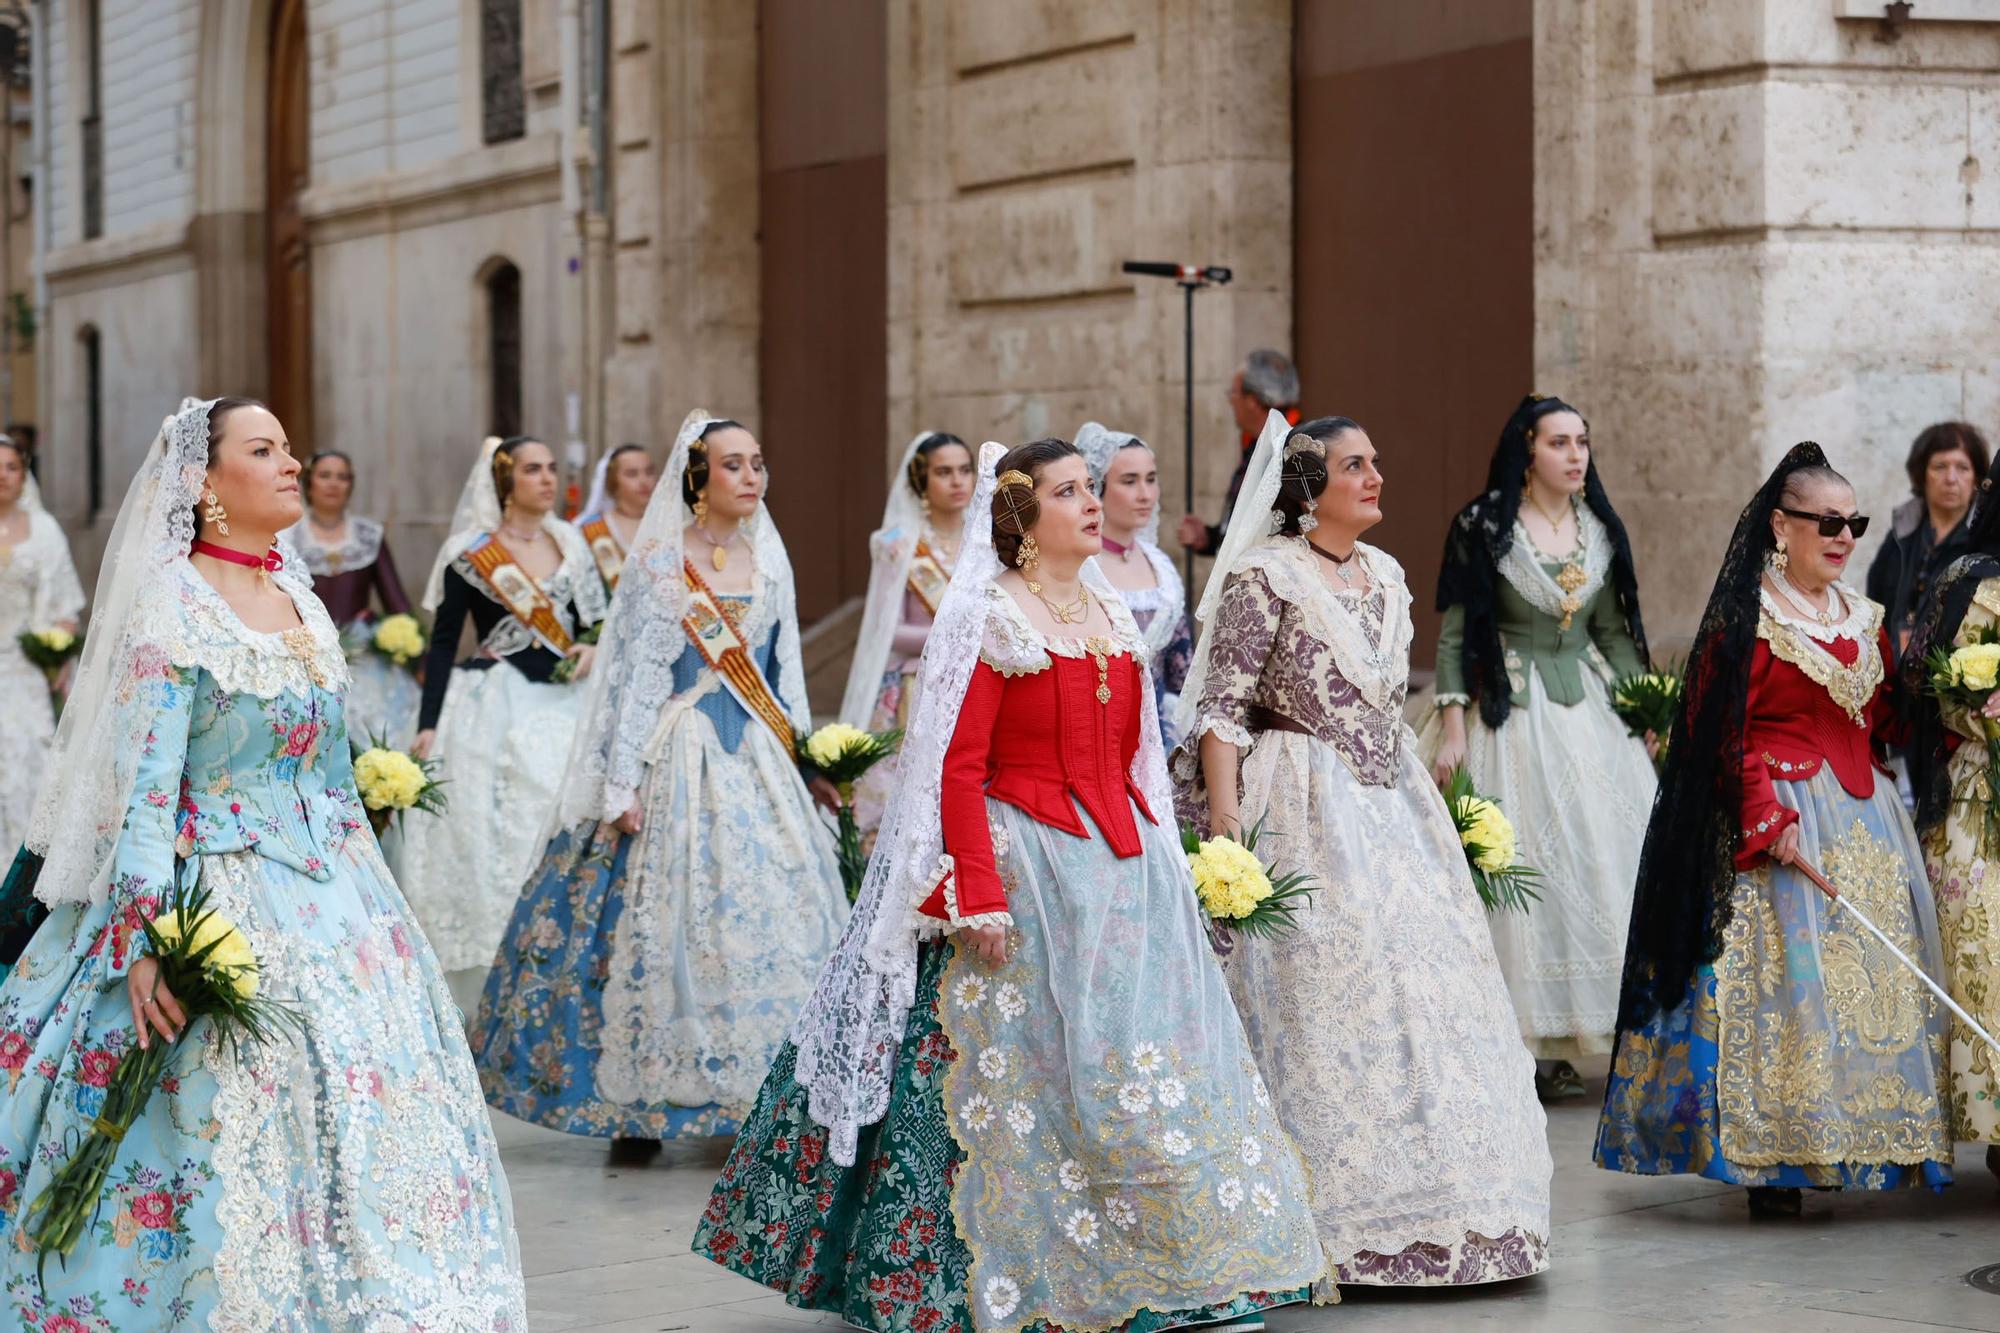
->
<box><xmin>1074</xmin><ymin>420</ymin><xmax>1163</xmax><ymax>547</ymax></box>
<box><xmin>580</xmin><ymin>452</ymin><xmax>613</xmax><ymax>522</ymax></box>
<box><xmin>28</xmin><ymin>398</ymin><xmax>218</xmax><ymax>906</ymax></box>
<box><xmin>838</xmin><ymin>432</ymin><xmax>934</xmax><ymax>727</ymax></box>
<box><xmin>544</xmin><ymin>410</ymin><xmax>715</xmax><ymax>835</ymax></box>
<box><xmin>794</xmin><ymin>441</ymin><xmax>1172</xmax><ymax>1165</ymax></box>
<box><xmin>1173</xmin><ymin>409</ymin><xmax>1292</xmax><ymax>742</ymax></box>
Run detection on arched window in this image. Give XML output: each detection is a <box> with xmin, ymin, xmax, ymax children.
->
<box><xmin>485</xmin><ymin>262</ymin><xmax>521</xmax><ymax>437</ymax></box>
<box><xmin>479</xmin><ymin>0</ymin><xmax>525</xmax><ymax>144</ymax></box>
<box><xmin>80</xmin><ymin>325</ymin><xmax>102</xmax><ymax>515</ymax></box>
<box><xmin>80</xmin><ymin>0</ymin><xmax>103</xmax><ymax>238</ymax></box>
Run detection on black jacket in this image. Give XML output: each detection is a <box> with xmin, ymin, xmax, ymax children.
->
<box><xmin>1868</xmin><ymin>496</ymin><xmax>1973</xmax><ymax>668</ymax></box>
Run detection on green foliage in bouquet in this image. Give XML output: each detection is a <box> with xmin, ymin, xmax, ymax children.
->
<box><xmin>1441</xmin><ymin>765</ymin><xmax>1542</xmax><ymax>914</ymax></box>
<box><xmin>551</xmin><ymin>621</ymin><xmax>604</xmax><ymax>684</ymax></box>
<box><xmin>352</xmin><ymin>733</ymin><xmax>448</xmax><ymax>836</ymax></box>
<box><xmin>1610</xmin><ymin>662</ymin><xmax>1682</xmax><ymax>772</ymax></box>
<box><xmin>803</xmin><ymin>723</ymin><xmax>904</xmax><ymax>902</ymax></box>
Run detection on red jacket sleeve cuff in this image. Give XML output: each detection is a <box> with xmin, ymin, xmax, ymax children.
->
<box><xmin>915</xmin><ymin>853</ymin><xmax>1013</xmax><ymax>931</ymax></box>
<box><xmin>1736</xmin><ymin>803</ymin><xmax>1799</xmax><ymax>867</ymax></box>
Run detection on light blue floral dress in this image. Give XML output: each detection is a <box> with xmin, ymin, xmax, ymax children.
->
<box><xmin>473</xmin><ymin>578</ymin><xmax>847</xmax><ymax>1139</ymax></box>
<box><xmin>0</xmin><ymin>560</ymin><xmax>525</xmax><ymax>1330</ymax></box>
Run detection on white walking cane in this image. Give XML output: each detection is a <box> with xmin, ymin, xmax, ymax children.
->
<box><xmin>1796</xmin><ymin>857</ymin><xmax>2000</xmax><ymax>1060</ymax></box>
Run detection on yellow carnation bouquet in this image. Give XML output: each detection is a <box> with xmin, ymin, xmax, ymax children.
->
<box><xmin>17</xmin><ymin>625</ymin><xmax>81</xmax><ymax>674</ymax></box>
<box><xmin>1180</xmin><ymin>818</ymin><xmax>1317</xmax><ymax>949</ymax></box>
<box><xmin>802</xmin><ymin>722</ymin><xmax>903</xmax><ymax>901</ymax></box>
<box><xmin>352</xmin><ymin>734</ymin><xmax>448</xmax><ymax>835</ymax></box>
<box><xmin>24</xmin><ymin>878</ymin><xmax>304</xmax><ymax>1271</ymax></box>
<box><xmin>1441</xmin><ymin>765</ymin><xmax>1542</xmax><ymax>913</ymax></box>
<box><xmin>368</xmin><ymin>612</ymin><xmax>428</xmax><ymax>670</ymax></box>
<box><xmin>1924</xmin><ymin>624</ymin><xmax>2000</xmax><ymax>854</ymax></box>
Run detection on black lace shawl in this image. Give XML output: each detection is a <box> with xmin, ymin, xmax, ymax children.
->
<box><xmin>1903</xmin><ymin>477</ymin><xmax>2000</xmax><ymax>836</ymax></box>
<box><xmin>1436</xmin><ymin>394</ymin><xmax>1649</xmax><ymax>728</ymax></box>
<box><xmin>1613</xmin><ymin>441</ymin><xmax>1830</xmax><ymax>1031</ymax></box>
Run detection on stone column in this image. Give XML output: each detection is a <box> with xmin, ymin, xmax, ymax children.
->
<box><xmin>603</xmin><ymin>0</ymin><xmax>760</xmax><ymax>450</ymax></box>
<box><xmin>1537</xmin><ymin>0</ymin><xmax>2000</xmax><ymax>642</ymax></box>
<box><xmin>886</xmin><ymin>0</ymin><xmax>1292</xmax><ymax>579</ymax></box>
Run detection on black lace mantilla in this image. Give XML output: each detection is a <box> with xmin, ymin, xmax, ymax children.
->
<box><xmin>1904</xmin><ymin>476</ymin><xmax>2000</xmax><ymax>836</ymax></box>
<box><xmin>1613</xmin><ymin>441</ymin><xmax>1829</xmax><ymax>1031</ymax></box>
<box><xmin>1436</xmin><ymin>394</ymin><xmax>1649</xmax><ymax>728</ymax></box>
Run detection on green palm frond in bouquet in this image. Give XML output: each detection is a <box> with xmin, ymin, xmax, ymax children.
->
<box><xmin>25</xmin><ymin>877</ymin><xmax>305</xmax><ymax>1276</ymax></box>
<box><xmin>803</xmin><ymin>723</ymin><xmax>904</xmax><ymax>902</ymax></box>
<box><xmin>1442</xmin><ymin>765</ymin><xmax>1542</xmax><ymax>914</ymax></box>
<box><xmin>1611</xmin><ymin>662</ymin><xmax>1682</xmax><ymax>771</ymax></box>
<box><xmin>1180</xmin><ymin>817</ymin><xmax>1318</xmax><ymax>945</ymax></box>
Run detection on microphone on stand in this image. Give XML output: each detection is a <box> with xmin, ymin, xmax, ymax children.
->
<box><xmin>1121</xmin><ymin>261</ymin><xmax>1233</xmax><ymax>286</ymax></box>
<box><xmin>1121</xmin><ymin>260</ymin><xmax>1234</xmax><ymax>619</ymax></box>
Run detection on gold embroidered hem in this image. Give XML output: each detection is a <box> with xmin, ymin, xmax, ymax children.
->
<box><xmin>1713</xmin><ymin>808</ymin><xmax>1950</xmax><ymax>1168</ymax></box>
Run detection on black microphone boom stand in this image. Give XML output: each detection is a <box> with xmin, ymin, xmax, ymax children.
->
<box><xmin>1121</xmin><ymin>261</ymin><xmax>1232</xmax><ymax>621</ymax></box>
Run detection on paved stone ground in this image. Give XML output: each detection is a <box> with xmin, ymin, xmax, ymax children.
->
<box><xmin>496</xmin><ymin>1057</ymin><xmax>2000</xmax><ymax>1332</ymax></box>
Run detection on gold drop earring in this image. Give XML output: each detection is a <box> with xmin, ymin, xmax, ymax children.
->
<box><xmin>1771</xmin><ymin>540</ymin><xmax>1788</xmax><ymax>574</ymax></box>
<box><xmin>693</xmin><ymin>492</ymin><xmax>709</xmax><ymax>524</ymax></box>
<box><xmin>203</xmin><ymin>490</ymin><xmax>230</xmax><ymax>537</ymax></box>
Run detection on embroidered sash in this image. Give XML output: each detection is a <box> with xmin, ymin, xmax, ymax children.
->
<box><xmin>462</xmin><ymin>534</ymin><xmax>574</xmax><ymax>654</ymax></box>
<box><xmin>681</xmin><ymin>559</ymin><xmax>797</xmax><ymax>756</ymax></box>
<box><xmin>907</xmin><ymin>538</ymin><xmax>951</xmax><ymax>617</ymax></box>
<box><xmin>581</xmin><ymin>517</ymin><xmax>625</xmax><ymax>592</ymax></box>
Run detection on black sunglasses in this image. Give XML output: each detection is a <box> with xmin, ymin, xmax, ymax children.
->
<box><xmin>1778</xmin><ymin>507</ymin><xmax>1869</xmax><ymax>539</ymax></box>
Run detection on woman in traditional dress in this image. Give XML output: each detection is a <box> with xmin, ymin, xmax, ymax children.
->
<box><xmin>473</xmin><ymin>412</ymin><xmax>847</xmax><ymax>1163</ymax></box>
<box><xmin>392</xmin><ymin>434</ymin><xmax>608</xmax><ymax>975</ymax></box>
<box><xmin>839</xmin><ymin>430</ymin><xmax>974</xmax><ymax>840</ymax></box>
<box><xmin>1075</xmin><ymin>421</ymin><xmax>1191</xmax><ymax>747</ymax></box>
<box><xmin>694</xmin><ymin>439</ymin><xmax>1325</xmax><ymax>1333</ymax></box>
<box><xmin>0</xmin><ymin>435</ymin><xmax>84</xmax><ymax>855</ymax></box>
<box><xmin>1174</xmin><ymin>411</ymin><xmax>1551</xmax><ymax>1290</ymax></box>
<box><xmin>1899</xmin><ymin>476</ymin><xmax>2000</xmax><ymax>1179</ymax></box>
<box><xmin>0</xmin><ymin>396</ymin><xmax>525</xmax><ymax>1327</ymax></box>
<box><xmin>1596</xmin><ymin>443</ymin><xmax>1953</xmax><ymax>1216</ymax></box>
<box><xmin>1422</xmin><ymin>395</ymin><xmax>1656</xmax><ymax>1100</ymax></box>
<box><xmin>576</xmin><ymin>441</ymin><xmax>659</xmax><ymax>597</ymax></box>
<box><xmin>283</xmin><ymin>450</ymin><xmax>421</xmax><ymax>748</ymax></box>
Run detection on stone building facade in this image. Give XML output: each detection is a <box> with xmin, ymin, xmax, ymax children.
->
<box><xmin>28</xmin><ymin>0</ymin><xmax>2000</xmax><ymax>701</ymax></box>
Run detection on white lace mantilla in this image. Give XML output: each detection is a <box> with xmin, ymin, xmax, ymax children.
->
<box><xmin>1500</xmin><ymin>505</ymin><xmax>1612</xmax><ymax>622</ymax></box>
<box><xmin>284</xmin><ymin>515</ymin><xmax>384</xmax><ymax>578</ymax></box>
<box><xmin>1230</xmin><ymin>537</ymin><xmax>1412</xmax><ymax>712</ymax></box>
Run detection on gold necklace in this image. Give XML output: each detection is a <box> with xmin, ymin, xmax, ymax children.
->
<box><xmin>1085</xmin><ymin>635</ymin><xmax>1113</xmax><ymax>705</ymax></box>
<box><xmin>1525</xmin><ymin>491</ymin><xmax>1589</xmax><ymax>630</ymax></box>
<box><xmin>1027</xmin><ymin>578</ymin><xmax>1090</xmax><ymax>625</ymax></box>
<box><xmin>697</xmin><ymin>523</ymin><xmax>739</xmax><ymax>572</ymax></box>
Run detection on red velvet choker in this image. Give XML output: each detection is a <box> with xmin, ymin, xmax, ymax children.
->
<box><xmin>191</xmin><ymin>539</ymin><xmax>285</xmax><ymax>581</ymax></box>
<box><xmin>1100</xmin><ymin>535</ymin><xmax>1131</xmax><ymax>559</ymax></box>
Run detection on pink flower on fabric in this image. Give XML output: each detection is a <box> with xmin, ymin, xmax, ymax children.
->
<box><xmin>130</xmin><ymin>1189</ymin><xmax>174</xmax><ymax>1229</ymax></box>
<box><xmin>0</xmin><ymin>1031</ymin><xmax>29</xmax><ymax>1071</ymax></box>
<box><xmin>284</xmin><ymin>722</ymin><xmax>319</xmax><ymax>757</ymax></box>
<box><xmin>76</xmin><ymin>1049</ymin><xmax>120</xmax><ymax>1088</ymax></box>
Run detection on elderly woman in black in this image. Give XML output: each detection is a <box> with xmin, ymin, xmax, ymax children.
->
<box><xmin>1869</xmin><ymin>421</ymin><xmax>1989</xmax><ymax>667</ymax></box>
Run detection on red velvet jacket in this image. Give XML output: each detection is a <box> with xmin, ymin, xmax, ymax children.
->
<box><xmin>918</xmin><ymin>647</ymin><xmax>1157</xmax><ymax>927</ymax></box>
<box><xmin>1736</xmin><ymin>609</ymin><xmax>1899</xmax><ymax>866</ymax></box>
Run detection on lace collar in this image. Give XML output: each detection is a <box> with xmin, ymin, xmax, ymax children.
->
<box><xmin>1757</xmin><ymin>579</ymin><xmax>1874</xmax><ymax>645</ymax></box>
<box><xmin>1500</xmin><ymin>504</ymin><xmax>1612</xmax><ymax>622</ymax></box>
<box><xmin>1104</xmin><ymin>540</ymin><xmax>1185</xmax><ymax>659</ymax></box>
<box><xmin>978</xmin><ymin>578</ymin><xmax>1146</xmax><ymax>676</ymax></box>
<box><xmin>1236</xmin><ymin>536</ymin><xmax>1412</xmax><ymax>710</ymax></box>
<box><xmin>285</xmin><ymin>515</ymin><xmax>384</xmax><ymax>577</ymax></box>
<box><xmin>150</xmin><ymin>560</ymin><xmax>350</xmax><ymax>700</ymax></box>
<box><xmin>1756</xmin><ymin>583</ymin><xmax>1883</xmax><ymax>727</ymax></box>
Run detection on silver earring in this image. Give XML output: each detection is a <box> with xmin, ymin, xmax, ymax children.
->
<box><xmin>1298</xmin><ymin>498</ymin><xmax>1319</xmax><ymax>534</ymax></box>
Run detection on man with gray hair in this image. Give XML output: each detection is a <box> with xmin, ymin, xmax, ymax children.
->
<box><xmin>1176</xmin><ymin>347</ymin><xmax>1301</xmax><ymax>556</ymax></box>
